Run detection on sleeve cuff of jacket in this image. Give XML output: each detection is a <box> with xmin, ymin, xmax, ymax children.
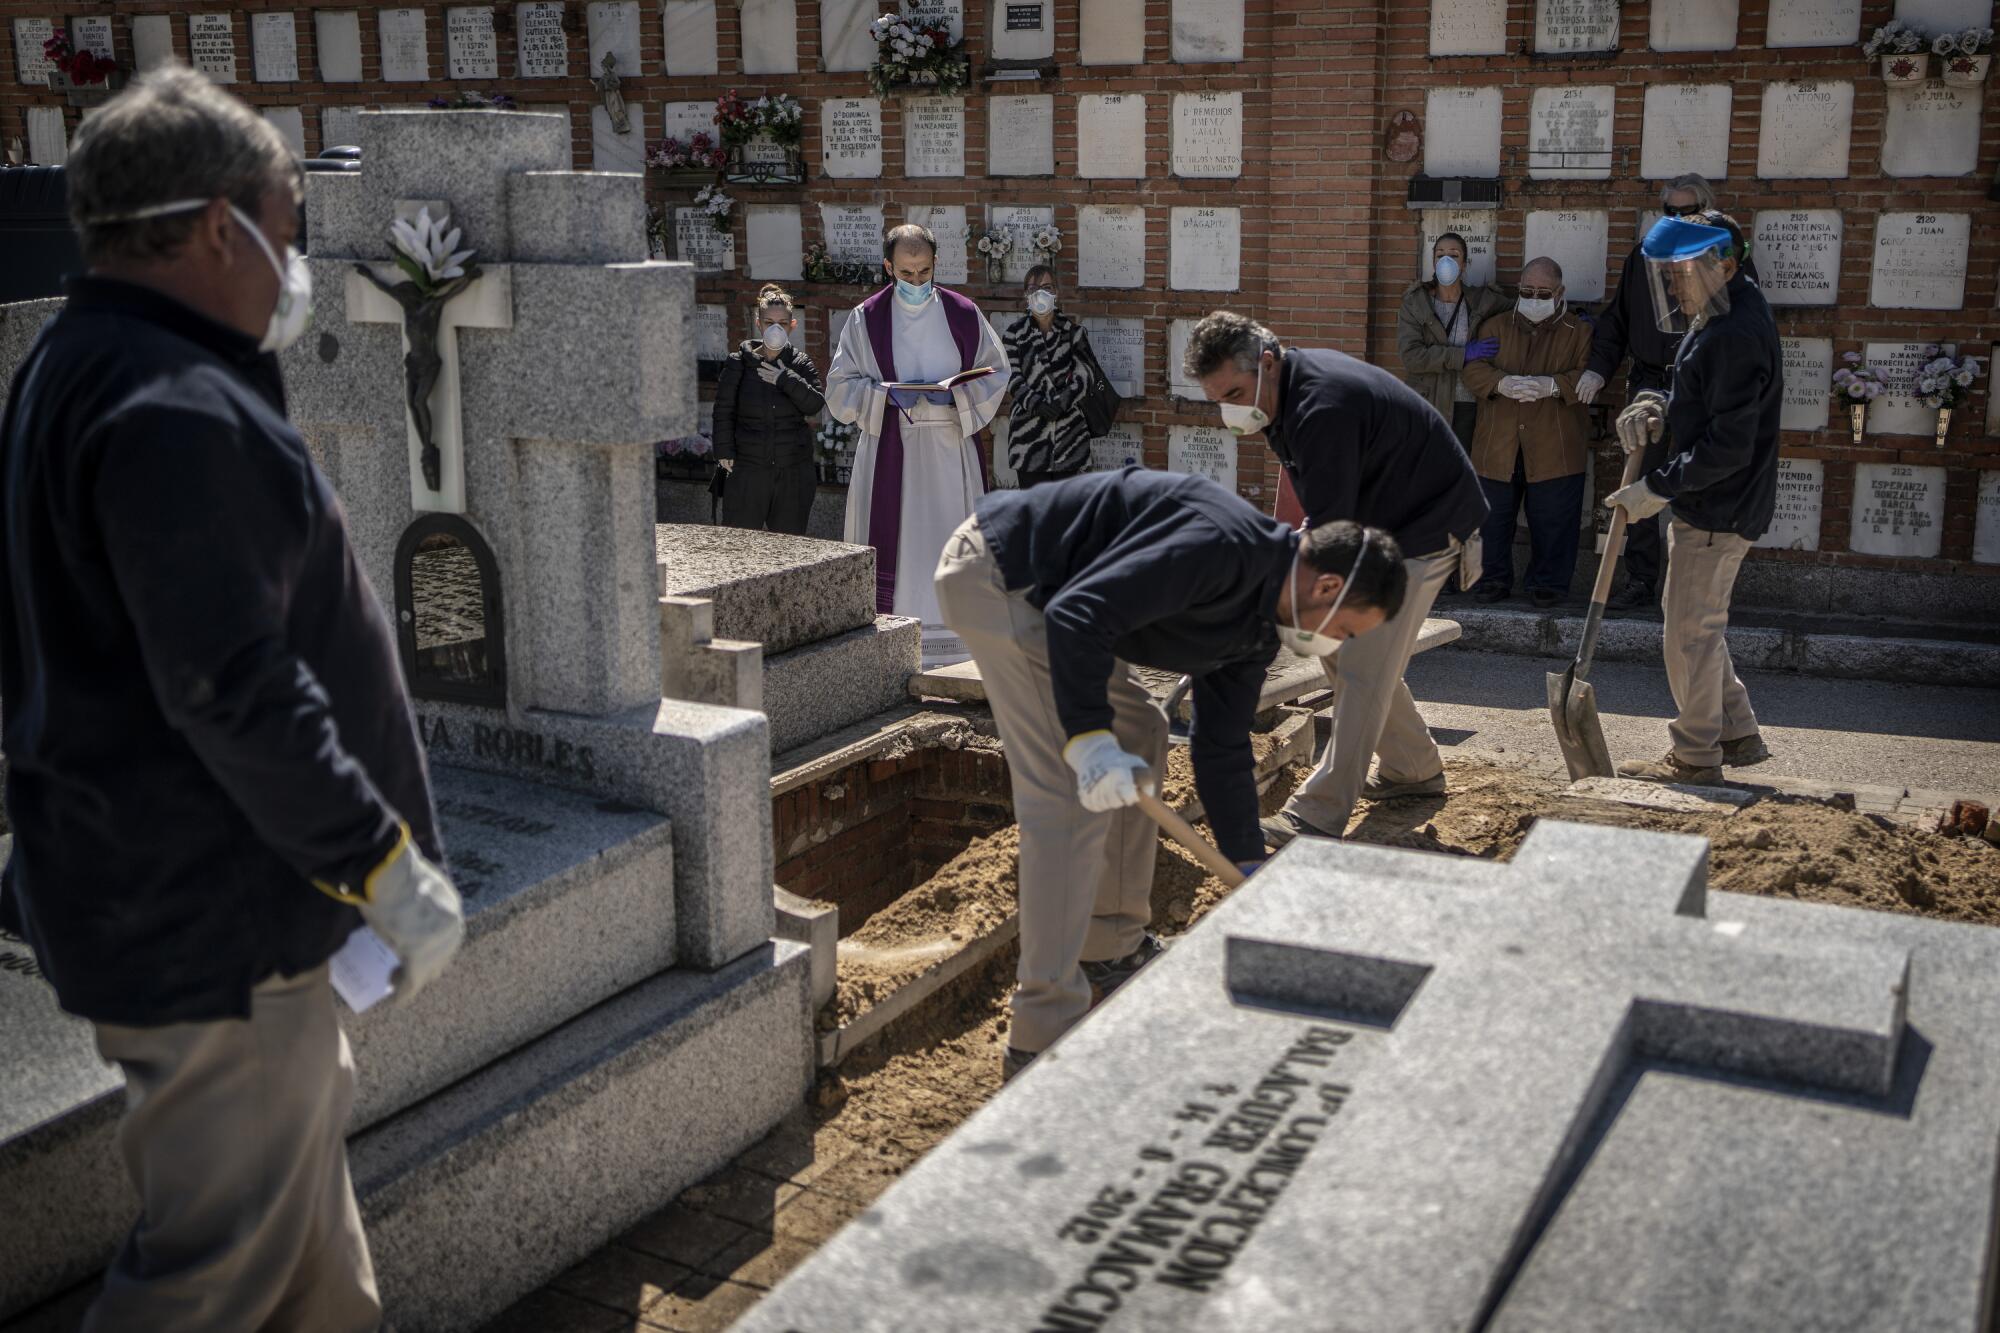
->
<box><xmin>309</xmin><ymin>817</ymin><xmax>407</xmax><ymax>905</ymax></box>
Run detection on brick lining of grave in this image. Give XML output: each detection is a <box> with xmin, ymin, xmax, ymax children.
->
<box><xmin>773</xmin><ymin>741</ymin><xmax>1013</xmax><ymax>937</ymax></box>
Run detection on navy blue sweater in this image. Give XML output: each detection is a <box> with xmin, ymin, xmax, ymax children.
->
<box><xmin>1649</xmin><ymin>274</ymin><xmax>1783</xmax><ymax>541</ymax></box>
<box><xmin>0</xmin><ymin>279</ymin><xmax>441</xmax><ymax>1025</ymax></box>
<box><xmin>1265</xmin><ymin>347</ymin><xmax>1487</xmax><ymax>558</ymax></box>
<box><xmin>975</xmin><ymin>468</ymin><xmax>1292</xmax><ymax>863</ymax></box>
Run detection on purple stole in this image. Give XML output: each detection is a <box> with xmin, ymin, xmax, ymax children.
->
<box><xmin>860</xmin><ymin>284</ymin><xmax>983</xmax><ymax>614</ymax></box>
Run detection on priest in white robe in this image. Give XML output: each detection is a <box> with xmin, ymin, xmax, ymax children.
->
<box><xmin>827</xmin><ymin>223</ymin><xmax>1010</xmax><ymax>668</ymax></box>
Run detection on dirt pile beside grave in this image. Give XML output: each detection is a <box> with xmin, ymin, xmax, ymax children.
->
<box><xmin>1159</xmin><ymin>729</ymin><xmax>1285</xmax><ymax>807</ymax></box>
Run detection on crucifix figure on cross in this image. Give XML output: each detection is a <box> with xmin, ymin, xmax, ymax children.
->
<box><xmin>353</xmin><ymin>262</ymin><xmax>484</xmax><ymax>493</ymax></box>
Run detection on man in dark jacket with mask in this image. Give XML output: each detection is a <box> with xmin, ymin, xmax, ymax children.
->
<box><xmin>714</xmin><ymin>282</ymin><xmax>825</xmax><ymax>535</ymax></box>
<box><xmin>0</xmin><ymin>69</ymin><xmax>461</xmax><ymax>1329</ymax></box>
<box><xmin>934</xmin><ymin>468</ymin><xmax>1405</xmax><ymax>1080</ymax></box>
<box><xmin>1187</xmin><ymin>310</ymin><xmax>1486</xmax><ymax>851</ymax></box>
<box><xmin>1604</xmin><ymin>211</ymin><xmax>1781</xmax><ymax>787</ymax></box>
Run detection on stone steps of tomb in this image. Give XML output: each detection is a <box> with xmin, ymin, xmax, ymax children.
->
<box><xmin>765</xmin><ymin>614</ymin><xmax>923</xmax><ymax>754</ymax></box>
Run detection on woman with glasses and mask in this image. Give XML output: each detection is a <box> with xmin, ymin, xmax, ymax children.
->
<box><xmin>713</xmin><ymin>283</ymin><xmax>825</xmax><ymax>535</ymax></box>
<box><xmin>1396</xmin><ymin>232</ymin><xmax>1510</xmax><ymax>453</ymax></box>
<box><xmin>1001</xmin><ymin>265</ymin><xmax>1097</xmax><ymax>488</ymax></box>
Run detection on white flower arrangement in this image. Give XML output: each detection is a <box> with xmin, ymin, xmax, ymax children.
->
<box><xmin>1914</xmin><ymin>348</ymin><xmax>1982</xmax><ymax>410</ymax></box>
<box><xmin>695</xmin><ymin>185</ymin><xmax>735</xmax><ymax>235</ymax></box>
<box><xmin>388</xmin><ymin>206</ymin><xmax>476</xmax><ymax>294</ymax></box>
<box><xmin>1864</xmin><ymin>19</ymin><xmax>1925</xmax><ymax>57</ymax></box>
<box><xmin>868</xmin><ymin>10</ymin><xmax>968</xmax><ymax>96</ymax></box>
<box><xmin>975</xmin><ymin>226</ymin><xmax>1013</xmax><ymax>259</ymax></box>
<box><xmin>1029</xmin><ymin>226</ymin><xmax>1063</xmax><ymax>261</ymax></box>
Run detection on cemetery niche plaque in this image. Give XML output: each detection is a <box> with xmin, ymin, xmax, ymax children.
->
<box><xmin>1430</xmin><ymin>0</ymin><xmax>1506</xmax><ymax>55</ymax></box>
<box><xmin>1079</xmin><ymin>93</ymin><xmax>1148</xmax><ymax>179</ymax></box>
<box><xmin>1171</xmin><ymin>0</ymin><xmax>1243</xmax><ymax>62</ymax></box>
<box><xmin>516</xmin><ymin>1</ymin><xmax>568</xmax><ymax>77</ymax></box>
<box><xmin>1975</xmin><ymin>471</ymin><xmax>2000</xmax><ymax>566</ymax></box>
<box><xmin>252</xmin><ymin>12</ymin><xmax>301</xmax><ymax>83</ymax></box>
<box><xmin>1523</xmin><ymin>209</ymin><xmax>1608</xmax><ymax>301</ymax></box>
<box><xmin>1751</xmin><ymin>211</ymin><xmax>1841</xmax><ymax>306</ymax></box>
<box><xmin>396</xmin><ymin>513</ymin><xmax>507</xmax><ymax>707</ymax></box>
<box><xmin>189</xmin><ymin>13</ymin><xmax>238</xmax><ymax>83</ymax></box>
<box><xmin>1421</xmin><ymin>209</ymin><xmax>1497</xmax><ymax>286</ymax></box>
<box><xmin>1757</xmin><ymin>81</ymin><xmax>1853</xmax><ymax>179</ymax></box>
<box><xmin>1650</xmin><ymin>0</ymin><xmax>1738</xmax><ymax>50</ymax></box>
<box><xmin>1757</xmin><ymin>457</ymin><xmax>1823</xmax><ymax>551</ymax></box>
<box><xmin>1849</xmin><ymin>463</ymin><xmax>1945</xmax><ymax>559</ymax></box>
<box><xmin>446</xmin><ymin>6</ymin><xmax>500</xmax><ymax>79</ymax></box>
<box><xmin>1765</xmin><ymin>0</ymin><xmax>1860</xmax><ymax>46</ymax></box>
<box><xmin>1172</xmin><ymin>92</ymin><xmax>1242</xmax><ymax>179</ymax></box>
<box><xmin>13</xmin><ymin>18</ymin><xmax>56</xmax><ymax>86</ymax></box>
<box><xmin>1779</xmin><ymin>336</ymin><xmax>1832</xmax><ymax>432</ymax></box>
<box><xmin>317</xmin><ymin>11</ymin><xmax>364</xmax><ymax>82</ymax></box>
<box><xmin>904</xmin><ymin>96</ymin><xmax>965</xmax><ymax>177</ymax></box>
<box><xmin>1536</xmin><ymin>0</ymin><xmax>1619</xmax><ymax>53</ymax></box>
<box><xmin>1870</xmin><ymin>213</ymin><xmax>1970</xmax><ymax>311</ymax></box>
<box><xmin>1641</xmin><ymin>84</ymin><xmax>1731</xmax><ymax>180</ymax></box>
<box><xmin>1881</xmin><ymin>83</ymin><xmax>1982</xmax><ymax>179</ymax></box>
<box><xmin>131</xmin><ymin>14</ymin><xmax>175</xmax><ymax>72</ymax></box>
<box><xmin>1528</xmin><ymin>85</ymin><xmax>1614</xmax><ymax>180</ymax></box>
<box><xmin>1425</xmin><ymin>87</ymin><xmax>1503</xmax><ymax>178</ymax></box>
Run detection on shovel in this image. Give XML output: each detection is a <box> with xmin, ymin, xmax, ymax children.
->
<box><xmin>1548</xmin><ymin>447</ymin><xmax>1647</xmax><ymax>781</ymax></box>
<box><xmin>1134</xmin><ymin>769</ymin><xmax>1246</xmax><ymax>889</ymax></box>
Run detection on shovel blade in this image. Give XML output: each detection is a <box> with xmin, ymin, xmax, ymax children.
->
<box><xmin>1547</xmin><ymin>668</ymin><xmax>1615</xmax><ymax>781</ymax></box>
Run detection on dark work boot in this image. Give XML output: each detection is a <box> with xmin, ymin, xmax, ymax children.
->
<box><xmin>1083</xmin><ymin>933</ymin><xmax>1166</xmax><ymax>1004</ymax></box>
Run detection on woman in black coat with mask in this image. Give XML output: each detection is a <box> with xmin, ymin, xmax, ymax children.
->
<box><xmin>714</xmin><ymin>283</ymin><xmax>826</xmax><ymax>535</ymax></box>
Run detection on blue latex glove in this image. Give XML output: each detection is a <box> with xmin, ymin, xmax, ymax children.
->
<box><xmin>1576</xmin><ymin>308</ymin><xmax>1599</xmax><ymax>328</ymax></box>
<box><xmin>1464</xmin><ymin>337</ymin><xmax>1500</xmax><ymax>362</ymax></box>
<box><xmin>1235</xmin><ymin>860</ymin><xmax>1265</xmax><ymax>879</ymax></box>
<box><xmin>888</xmin><ymin>387</ymin><xmax>954</xmax><ymax>410</ymax></box>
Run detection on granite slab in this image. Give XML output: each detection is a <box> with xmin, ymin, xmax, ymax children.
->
<box><xmin>742</xmin><ymin>818</ymin><xmax>2000</xmax><ymax>1331</ymax></box>
<box><xmin>763</xmin><ymin>614</ymin><xmax>921</xmax><ymax>753</ymax></box>
<box><xmin>657</xmin><ymin>524</ymin><xmax>878</xmax><ymax>655</ymax></box>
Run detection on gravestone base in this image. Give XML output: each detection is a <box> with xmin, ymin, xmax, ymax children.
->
<box><xmin>764</xmin><ymin>615</ymin><xmax>922</xmax><ymax>753</ymax></box>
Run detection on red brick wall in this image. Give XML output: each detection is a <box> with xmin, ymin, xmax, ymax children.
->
<box><xmin>6</xmin><ymin>0</ymin><xmax>1995</xmax><ymax>582</ymax></box>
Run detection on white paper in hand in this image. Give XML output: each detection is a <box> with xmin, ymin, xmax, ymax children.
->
<box><xmin>329</xmin><ymin>926</ymin><xmax>399</xmax><ymax>1013</ymax></box>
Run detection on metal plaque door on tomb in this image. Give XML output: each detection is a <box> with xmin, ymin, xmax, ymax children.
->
<box><xmin>395</xmin><ymin>512</ymin><xmax>507</xmax><ymax>705</ymax></box>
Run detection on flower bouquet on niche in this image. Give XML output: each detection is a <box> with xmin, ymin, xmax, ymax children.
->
<box><xmin>646</xmin><ymin>131</ymin><xmax>727</xmax><ymax>175</ymax></box>
<box><xmin>1865</xmin><ymin>20</ymin><xmax>1929</xmax><ymax>82</ymax></box>
<box><xmin>1937</xmin><ymin>27</ymin><xmax>1995</xmax><ymax>85</ymax></box>
<box><xmin>42</xmin><ymin>29</ymin><xmax>120</xmax><ymax>103</ymax></box>
<box><xmin>717</xmin><ymin>91</ymin><xmax>807</xmax><ymax>184</ymax></box>
<box><xmin>1029</xmin><ymin>225</ymin><xmax>1063</xmax><ymax>264</ymax></box>
<box><xmin>868</xmin><ymin>12</ymin><xmax>970</xmax><ymax>97</ymax></box>
<box><xmin>1912</xmin><ymin>346</ymin><xmax>1983</xmax><ymax>446</ymax></box>
<box><xmin>804</xmin><ymin>243</ymin><xmax>886</xmax><ymax>287</ymax></box>
<box><xmin>656</xmin><ymin>432</ymin><xmax>714</xmax><ymax>481</ymax></box>
<box><xmin>815</xmin><ymin>417</ymin><xmax>859</xmax><ymax>484</ymax></box>
<box><xmin>1831</xmin><ymin>353</ymin><xmax>1889</xmax><ymax>445</ymax></box>
<box><xmin>694</xmin><ymin>185</ymin><xmax>734</xmax><ymax>235</ymax></box>
<box><xmin>975</xmin><ymin>225</ymin><xmax>1013</xmax><ymax>285</ymax></box>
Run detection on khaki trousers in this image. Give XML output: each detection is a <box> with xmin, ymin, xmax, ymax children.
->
<box><xmin>84</xmin><ymin>965</ymin><xmax>381</xmax><ymax>1333</ymax></box>
<box><xmin>1285</xmin><ymin>546</ymin><xmax>1457</xmax><ymax>837</ymax></box>
<box><xmin>934</xmin><ymin>516</ymin><xmax>1167</xmax><ymax>1054</ymax></box>
<box><xmin>1662</xmin><ymin>518</ymin><xmax>1759</xmax><ymax>767</ymax></box>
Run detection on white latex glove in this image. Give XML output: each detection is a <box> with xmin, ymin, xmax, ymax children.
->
<box><xmin>1605</xmin><ymin>478</ymin><xmax>1671</xmax><ymax>522</ymax></box>
<box><xmin>1576</xmin><ymin>369</ymin><xmax>1606</xmax><ymax>405</ymax></box>
<box><xmin>717</xmin><ymin>458</ymin><xmax>735</xmax><ymax>472</ymax></box>
<box><xmin>1615</xmin><ymin>391</ymin><xmax>1668</xmax><ymax>455</ymax></box>
<box><xmin>1498</xmin><ymin>376</ymin><xmax>1535</xmax><ymax>402</ymax></box>
<box><xmin>756</xmin><ymin>362</ymin><xmax>783</xmax><ymax>385</ymax></box>
<box><xmin>352</xmin><ymin>832</ymin><xmax>465</xmax><ymax>1002</ymax></box>
<box><xmin>1533</xmin><ymin>376</ymin><xmax>1558</xmax><ymax>400</ymax></box>
<box><xmin>1062</xmin><ymin>731</ymin><xmax>1149</xmax><ymax>813</ymax></box>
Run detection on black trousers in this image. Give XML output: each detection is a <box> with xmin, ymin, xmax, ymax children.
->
<box><xmin>722</xmin><ymin>458</ymin><xmax>817</xmax><ymax>536</ymax></box>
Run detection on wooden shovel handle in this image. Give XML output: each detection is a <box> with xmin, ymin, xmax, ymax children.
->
<box><xmin>1134</xmin><ymin>781</ymin><xmax>1247</xmax><ymax>889</ymax></box>
<box><xmin>1590</xmin><ymin>446</ymin><xmax>1650</xmax><ymax>607</ymax></box>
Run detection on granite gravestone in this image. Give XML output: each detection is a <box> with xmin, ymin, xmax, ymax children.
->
<box><xmin>1079</xmin><ymin>93</ymin><xmax>1148</xmax><ymax>179</ymax></box>
<box><xmin>1640</xmin><ymin>83</ymin><xmax>1731</xmax><ymax>180</ymax></box>
<box><xmin>989</xmin><ymin>94</ymin><xmax>1056</xmax><ymax>176</ymax></box>
<box><xmin>904</xmin><ymin>96</ymin><xmax>965</xmax><ymax>176</ymax></box>
<box><xmin>1527</xmin><ymin>85</ymin><xmax>1614</xmax><ymax>180</ymax></box>
<box><xmin>1172</xmin><ymin>91</ymin><xmax>1242</xmax><ymax>179</ymax></box>
<box><xmin>188</xmin><ymin>12</ymin><xmax>237</xmax><ymax>82</ymax></box>
<box><xmin>1765</xmin><ymin>0</ymin><xmax>1860</xmax><ymax>45</ymax></box>
<box><xmin>1078</xmin><ymin>204</ymin><xmax>1146</xmax><ymax>289</ymax></box>
<box><xmin>12</xmin><ymin>17</ymin><xmax>55</xmax><ymax>85</ymax></box>
<box><xmin>447</xmin><ymin>6</ymin><xmax>500</xmax><ymax>79</ymax></box>
<box><xmin>1650</xmin><ymin>0</ymin><xmax>1736</xmax><ymax>50</ymax></box>
<box><xmin>1430</xmin><ymin>0</ymin><xmax>1506</xmax><ymax>55</ymax></box>
<box><xmin>1756</xmin><ymin>80</ymin><xmax>1852</xmax><ymax>179</ymax></box>
<box><xmin>1870</xmin><ymin>212</ymin><xmax>1970</xmax><ymax>311</ymax></box>
<box><xmin>1779</xmin><ymin>335</ymin><xmax>1832</xmax><ymax>431</ymax></box>
<box><xmin>1536</xmin><ymin>0</ymin><xmax>1619</xmax><ymax>52</ymax></box>
<box><xmin>1169</xmin><ymin>206</ymin><xmax>1240</xmax><ymax>292</ymax></box>
<box><xmin>1881</xmin><ymin>84</ymin><xmax>1982</xmax><ymax>179</ymax></box>
<box><xmin>1168</xmin><ymin>424</ymin><xmax>1236</xmax><ymax>491</ymax></box>
<box><xmin>251</xmin><ymin>12</ymin><xmax>300</xmax><ymax>82</ymax></box>
<box><xmin>1850</xmin><ymin>463</ymin><xmax>1945</xmax><ymax>558</ymax></box>
<box><xmin>130</xmin><ymin>14</ymin><xmax>175</xmax><ymax>71</ymax></box>
<box><xmin>746</xmin><ymin>203</ymin><xmax>804</xmax><ymax>280</ymax></box>
<box><xmin>742</xmin><ymin>818</ymin><xmax>2000</xmax><ymax>1331</ymax></box>
<box><xmin>1080</xmin><ymin>0</ymin><xmax>1145</xmax><ymax>63</ymax></box>
<box><xmin>665</xmin><ymin>0</ymin><xmax>723</xmax><ymax>75</ymax></box>
<box><xmin>1751</xmin><ymin>210</ymin><xmax>1841</xmax><ymax>306</ymax></box>
<box><xmin>1975</xmin><ymin>472</ymin><xmax>2000</xmax><ymax>565</ymax></box>
<box><xmin>821</xmin><ymin>97</ymin><xmax>883</xmax><ymax>178</ymax></box>
<box><xmin>1424</xmin><ymin>86</ymin><xmax>1503</xmax><ymax>177</ymax></box>
<box><xmin>907</xmin><ymin>204</ymin><xmax>969</xmax><ymax>285</ymax></box>
<box><xmin>1757</xmin><ymin>457</ymin><xmax>1823</xmax><ymax>551</ymax></box>
<box><xmin>317</xmin><ymin>10</ymin><xmax>365</xmax><ymax>82</ymax></box>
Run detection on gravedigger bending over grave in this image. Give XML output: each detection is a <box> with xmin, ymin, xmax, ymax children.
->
<box><xmin>1605</xmin><ymin>212</ymin><xmax>1782</xmax><ymax>785</ymax></box>
<box><xmin>934</xmin><ymin>468</ymin><xmax>1406</xmax><ymax>1081</ymax></box>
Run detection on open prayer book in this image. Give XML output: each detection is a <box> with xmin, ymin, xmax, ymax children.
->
<box><xmin>883</xmin><ymin>366</ymin><xmax>997</xmax><ymax>392</ymax></box>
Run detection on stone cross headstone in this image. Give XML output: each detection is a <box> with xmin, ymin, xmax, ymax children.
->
<box><xmin>317</xmin><ymin>10</ymin><xmax>364</xmax><ymax>82</ymax></box>
<box><xmin>1419</xmin><ymin>209</ymin><xmax>1497</xmax><ymax>285</ymax></box>
<box><xmin>1974</xmin><ymin>471</ymin><xmax>2000</xmax><ymax>565</ymax></box>
<box><xmin>1523</xmin><ymin>209</ymin><xmax>1608</xmax><ymax>301</ymax></box>
<box><xmin>906</xmin><ymin>204</ymin><xmax>969</xmax><ymax>284</ymax></box>
<box><xmin>1651</xmin><ymin>0</ymin><xmax>1737</xmax><ymax>48</ymax></box>
<box><xmin>1536</xmin><ymin>0</ymin><xmax>1619</xmax><ymax>52</ymax></box>
<box><xmin>737</xmin><ymin>0</ymin><xmax>796</xmax><ymax>73</ymax></box>
<box><xmin>446</xmin><ymin>7</ymin><xmax>499</xmax><ymax>79</ymax></box>
<box><xmin>1850</xmin><ymin>463</ymin><xmax>1945</xmax><ymax>558</ymax></box>
<box><xmin>739</xmin><ymin>817</ymin><xmax>2000</xmax><ymax>1331</ymax></box>
<box><xmin>989</xmin><ymin>203</ymin><xmax>1053</xmax><ymax>284</ymax></box>
<box><xmin>1078</xmin><ymin>93</ymin><xmax>1147</xmax><ymax>179</ymax></box>
<box><xmin>1779</xmin><ymin>336</ymin><xmax>1831</xmax><ymax>431</ymax></box>
<box><xmin>188</xmin><ymin>13</ymin><xmax>237</xmax><ymax>82</ymax></box>
<box><xmin>1424</xmin><ymin>87</ymin><xmax>1502</xmax><ymax>177</ymax></box>
<box><xmin>1528</xmin><ymin>85</ymin><xmax>1614</xmax><ymax>180</ymax></box>
<box><xmin>516</xmin><ymin>1</ymin><xmax>569</xmax><ymax>77</ymax></box>
<box><xmin>1756</xmin><ymin>80</ymin><xmax>1852</xmax><ymax>178</ymax></box>
<box><xmin>988</xmin><ymin>95</ymin><xmax>1055</xmax><ymax>176</ymax></box>
<box><xmin>821</xmin><ymin>97</ymin><xmax>883</xmax><ymax>178</ymax></box>
<box><xmin>12</xmin><ymin>18</ymin><xmax>55</xmax><ymax>85</ymax></box>
<box><xmin>1171</xmin><ymin>0</ymin><xmax>1243</xmax><ymax>61</ymax></box>
<box><xmin>1751</xmin><ymin>210</ymin><xmax>1841</xmax><ymax>306</ymax></box>
<box><xmin>1171</xmin><ymin>91</ymin><xmax>1242</xmax><ymax>179</ymax></box>
<box><xmin>378</xmin><ymin>8</ymin><xmax>430</xmax><ymax>81</ymax></box>
<box><xmin>1757</xmin><ymin>457</ymin><xmax>1823</xmax><ymax>550</ymax></box>
<box><xmin>746</xmin><ymin>204</ymin><xmax>804</xmax><ymax>280</ymax></box>
<box><xmin>1078</xmin><ymin>204</ymin><xmax>1146</xmax><ymax>288</ymax></box>
<box><xmin>904</xmin><ymin>96</ymin><xmax>965</xmax><ymax>177</ymax></box>
<box><xmin>1082</xmin><ymin>315</ymin><xmax>1143</xmax><ymax>398</ymax></box>
<box><xmin>1169</xmin><ymin>206</ymin><xmax>1241</xmax><ymax>292</ymax></box>
<box><xmin>252</xmin><ymin>12</ymin><xmax>300</xmax><ymax>82</ymax></box>
<box><xmin>820</xmin><ymin>202</ymin><xmax>883</xmax><ymax>267</ymax></box>
<box><xmin>1870</xmin><ymin>212</ymin><xmax>1970</xmax><ymax>310</ymax></box>
<box><xmin>1168</xmin><ymin>424</ymin><xmax>1236</xmax><ymax>492</ymax></box>
<box><xmin>1881</xmin><ymin>84</ymin><xmax>1982</xmax><ymax>179</ymax></box>
<box><xmin>1766</xmin><ymin>0</ymin><xmax>1860</xmax><ymax>45</ymax></box>
<box><xmin>1640</xmin><ymin>83</ymin><xmax>1731</xmax><ymax>179</ymax></box>
<box><xmin>1430</xmin><ymin>0</ymin><xmax>1506</xmax><ymax>55</ymax></box>
<box><xmin>664</xmin><ymin>0</ymin><xmax>722</xmax><ymax>74</ymax></box>
<box><xmin>130</xmin><ymin>14</ymin><xmax>176</xmax><ymax>71</ymax></box>
<box><xmin>1080</xmin><ymin>0</ymin><xmax>1145</xmax><ymax>64</ymax></box>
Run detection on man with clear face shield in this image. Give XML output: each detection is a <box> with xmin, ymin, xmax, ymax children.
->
<box><xmin>1605</xmin><ymin>212</ymin><xmax>1784</xmax><ymax>785</ymax></box>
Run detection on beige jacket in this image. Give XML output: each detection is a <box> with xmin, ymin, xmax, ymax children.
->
<box><xmin>1459</xmin><ymin>307</ymin><xmax>1592</xmax><ymax>483</ymax></box>
<box><xmin>1396</xmin><ymin>280</ymin><xmax>1512</xmax><ymax>418</ymax></box>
